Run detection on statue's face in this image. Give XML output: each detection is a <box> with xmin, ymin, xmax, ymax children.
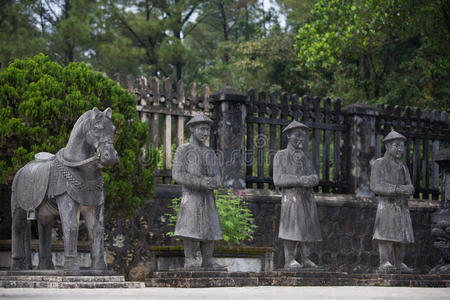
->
<box><xmin>191</xmin><ymin>123</ymin><xmax>210</xmax><ymax>143</ymax></box>
<box><xmin>287</xmin><ymin>130</ymin><xmax>306</xmax><ymax>150</ymax></box>
<box><xmin>386</xmin><ymin>140</ymin><xmax>404</xmax><ymax>160</ymax></box>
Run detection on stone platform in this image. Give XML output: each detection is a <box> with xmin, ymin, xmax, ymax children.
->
<box><xmin>146</xmin><ymin>270</ymin><xmax>450</xmax><ymax>288</ymax></box>
<box><xmin>0</xmin><ymin>270</ymin><xmax>145</xmax><ymax>288</ymax></box>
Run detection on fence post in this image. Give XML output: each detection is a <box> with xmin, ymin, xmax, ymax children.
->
<box><xmin>342</xmin><ymin>102</ymin><xmax>379</xmax><ymax>198</ymax></box>
<box><xmin>435</xmin><ymin>148</ymin><xmax>450</xmax><ymax>208</ymax></box>
<box><xmin>211</xmin><ymin>87</ymin><xmax>248</xmax><ymax>189</ymax></box>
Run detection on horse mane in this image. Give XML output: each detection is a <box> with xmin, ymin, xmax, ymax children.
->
<box><xmin>67</xmin><ymin>109</ymin><xmax>93</xmax><ymax>145</ymax></box>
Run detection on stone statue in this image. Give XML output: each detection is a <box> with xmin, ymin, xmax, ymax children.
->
<box><xmin>273</xmin><ymin>121</ymin><xmax>322</xmax><ymax>269</ymax></box>
<box><xmin>172</xmin><ymin>114</ymin><xmax>223</xmax><ymax>269</ymax></box>
<box><xmin>429</xmin><ymin>209</ymin><xmax>450</xmax><ymax>274</ymax></box>
<box><xmin>11</xmin><ymin>107</ymin><xmax>118</xmax><ymax>270</ymax></box>
<box><xmin>429</xmin><ymin>148</ymin><xmax>450</xmax><ymax>274</ymax></box>
<box><xmin>370</xmin><ymin>130</ymin><xmax>414</xmax><ymax>273</ymax></box>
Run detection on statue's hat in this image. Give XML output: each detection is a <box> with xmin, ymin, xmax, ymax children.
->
<box><xmin>282</xmin><ymin>120</ymin><xmax>309</xmax><ymax>134</ymax></box>
<box><xmin>186</xmin><ymin>114</ymin><xmax>213</xmax><ymax>128</ymax></box>
<box><xmin>383</xmin><ymin>130</ymin><xmax>406</xmax><ymax>143</ymax></box>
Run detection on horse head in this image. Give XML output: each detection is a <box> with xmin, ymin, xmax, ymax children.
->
<box><xmin>84</xmin><ymin>107</ymin><xmax>119</xmax><ymax>166</ymax></box>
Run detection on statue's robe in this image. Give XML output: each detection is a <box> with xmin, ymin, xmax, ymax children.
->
<box><xmin>370</xmin><ymin>156</ymin><xmax>414</xmax><ymax>243</ymax></box>
<box><xmin>273</xmin><ymin>149</ymin><xmax>322</xmax><ymax>242</ymax></box>
<box><xmin>172</xmin><ymin>143</ymin><xmax>223</xmax><ymax>241</ymax></box>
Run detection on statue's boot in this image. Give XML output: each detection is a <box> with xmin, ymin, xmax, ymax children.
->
<box><xmin>394</xmin><ymin>243</ymin><xmax>413</xmax><ymax>273</ymax></box>
<box><xmin>200</xmin><ymin>241</ymin><xmax>224</xmax><ymax>269</ymax></box>
<box><xmin>300</xmin><ymin>243</ymin><xmax>319</xmax><ymax>268</ymax></box>
<box><xmin>378</xmin><ymin>261</ymin><xmax>395</xmax><ymax>273</ymax></box>
<box><xmin>92</xmin><ymin>256</ymin><xmax>107</xmax><ymax>270</ymax></box>
<box><xmin>38</xmin><ymin>256</ymin><xmax>55</xmax><ymax>270</ymax></box>
<box><xmin>397</xmin><ymin>262</ymin><xmax>414</xmax><ymax>273</ymax></box>
<box><xmin>183</xmin><ymin>239</ymin><xmax>199</xmax><ymax>269</ymax></box>
<box><xmin>11</xmin><ymin>257</ymin><xmax>27</xmax><ymax>270</ymax></box>
<box><xmin>378</xmin><ymin>240</ymin><xmax>396</xmax><ymax>272</ymax></box>
<box><xmin>284</xmin><ymin>240</ymin><xmax>302</xmax><ymax>269</ymax></box>
<box><xmin>285</xmin><ymin>260</ymin><xmax>302</xmax><ymax>269</ymax></box>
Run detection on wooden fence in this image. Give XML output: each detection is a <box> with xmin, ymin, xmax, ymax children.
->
<box><xmin>375</xmin><ymin>105</ymin><xmax>450</xmax><ymax>200</ymax></box>
<box><xmin>122</xmin><ymin>75</ymin><xmax>213</xmax><ymax>183</ymax></box>
<box><xmin>245</xmin><ymin>91</ymin><xmax>347</xmax><ymax>193</ymax></box>
<box><xmin>117</xmin><ymin>74</ymin><xmax>449</xmax><ymax>200</ymax></box>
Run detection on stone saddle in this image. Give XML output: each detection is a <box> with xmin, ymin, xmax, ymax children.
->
<box><xmin>12</xmin><ymin>150</ymin><xmax>104</xmax><ymax>214</ymax></box>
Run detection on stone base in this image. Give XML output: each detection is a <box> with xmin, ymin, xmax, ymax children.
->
<box><xmin>179</xmin><ymin>267</ymin><xmax>228</xmax><ymax>272</ymax></box>
<box><xmin>0</xmin><ymin>270</ymin><xmax>145</xmax><ymax>288</ymax></box>
<box><xmin>146</xmin><ymin>270</ymin><xmax>450</xmax><ymax>288</ymax></box>
<box><xmin>276</xmin><ymin>266</ymin><xmax>328</xmax><ymax>272</ymax></box>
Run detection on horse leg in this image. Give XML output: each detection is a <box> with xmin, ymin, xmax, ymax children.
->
<box><xmin>37</xmin><ymin>202</ymin><xmax>56</xmax><ymax>270</ymax></box>
<box><xmin>11</xmin><ymin>195</ymin><xmax>31</xmax><ymax>270</ymax></box>
<box><xmin>81</xmin><ymin>205</ymin><xmax>106</xmax><ymax>270</ymax></box>
<box><xmin>56</xmin><ymin>194</ymin><xmax>80</xmax><ymax>270</ymax></box>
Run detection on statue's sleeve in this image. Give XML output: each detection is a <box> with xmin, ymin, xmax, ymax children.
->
<box><xmin>370</xmin><ymin>159</ymin><xmax>396</xmax><ymax>195</ymax></box>
<box><xmin>273</xmin><ymin>151</ymin><xmax>300</xmax><ymax>187</ymax></box>
<box><xmin>172</xmin><ymin>146</ymin><xmax>203</xmax><ymax>189</ymax></box>
<box><xmin>206</xmin><ymin>149</ymin><xmax>222</xmax><ymax>187</ymax></box>
<box><xmin>403</xmin><ymin>164</ymin><xmax>413</xmax><ymax>185</ymax></box>
<box><xmin>303</xmin><ymin>153</ymin><xmax>319</xmax><ymax>186</ymax></box>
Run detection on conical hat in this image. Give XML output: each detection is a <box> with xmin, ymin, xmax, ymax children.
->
<box><xmin>282</xmin><ymin>120</ymin><xmax>309</xmax><ymax>134</ymax></box>
<box><xmin>186</xmin><ymin>114</ymin><xmax>213</xmax><ymax>128</ymax></box>
<box><xmin>383</xmin><ymin>130</ymin><xmax>406</xmax><ymax>143</ymax></box>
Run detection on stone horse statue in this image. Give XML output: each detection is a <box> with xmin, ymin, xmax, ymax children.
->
<box><xmin>11</xmin><ymin>107</ymin><xmax>118</xmax><ymax>270</ymax></box>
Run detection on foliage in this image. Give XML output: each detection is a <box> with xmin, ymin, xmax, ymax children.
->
<box><xmin>0</xmin><ymin>53</ymin><xmax>156</xmax><ymax>218</ymax></box>
<box><xmin>0</xmin><ymin>0</ymin><xmax>46</xmax><ymax>67</ymax></box>
<box><xmin>166</xmin><ymin>189</ymin><xmax>257</xmax><ymax>246</ymax></box>
<box><xmin>295</xmin><ymin>0</ymin><xmax>450</xmax><ymax>109</ymax></box>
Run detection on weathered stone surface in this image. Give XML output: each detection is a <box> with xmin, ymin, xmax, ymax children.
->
<box><xmin>370</xmin><ymin>131</ymin><xmax>415</xmax><ymax>273</ymax></box>
<box><xmin>211</xmin><ymin>87</ymin><xmax>248</xmax><ymax>189</ymax></box>
<box><xmin>147</xmin><ymin>270</ymin><xmax>450</xmax><ymax>288</ymax></box>
<box><xmin>430</xmin><ymin>148</ymin><xmax>450</xmax><ymax>274</ymax></box>
<box><xmin>0</xmin><ymin>184</ymin><xmax>440</xmax><ymax>278</ymax></box>
<box><xmin>342</xmin><ymin>102</ymin><xmax>379</xmax><ymax>198</ymax></box>
<box><xmin>150</xmin><ymin>245</ymin><xmax>274</xmax><ymax>272</ymax></box>
<box><xmin>273</xmin><ymin>121</ymin><xmax>322</xmax><ymax>269</ymax></box>
<box><xmin>0</xmin><ymin>270</ymin><xmax>144</xmax><ymax>288</ymax></box>
<box><xmin>10</xmin><ymin>107</ymin><xmax>118</xmax><ymax>271</ymax></box>
<box><xmin>172</xmin><ymin>114</ymin><xmax>224</xmax><ymax>269</ymax></box>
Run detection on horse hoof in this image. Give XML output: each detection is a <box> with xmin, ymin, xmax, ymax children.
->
<box><xmin>64</xmin><ymin>256</ymin><xmax>80</xmax><ymax>270</ymax></box>
<box><xmin>11</xmin><ymin>258</ymin><xmax>27</xmax><ymax>270</ymax></box>
<box><xmin>39</xmin><ymin>257</ymin><xmax>55</xmax><ymax>270</ymax></box>
<box><xmin>92</xmin><ymin>257</ymin><xmax>107</xmax><ymax>270</ymax></box>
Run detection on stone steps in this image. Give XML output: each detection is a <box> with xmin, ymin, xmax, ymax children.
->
<box><xmin>146</xmin><ymin>271</ymin><xmax>450</xmax><ymax>288</ymax></box>
<box><xmin>0</xmin><ymin>280</ymin><xmax>145</xmax><ymax>288</ymax></box>
<box><xmin>0</xmin><ymin>270</ymin><xmax>145</xmax><ymax>288</ymax></box>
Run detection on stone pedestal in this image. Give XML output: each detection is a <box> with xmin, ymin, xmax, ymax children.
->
<box><xmin>146</xmin><ymin>270</ymin><xmax>450</xmax><ymax>288</ymax></box>
<box><xmin>211</xmin><ymin>87</ymin><xmax>248</xmax><ymax>189</ymax></box>
<box><xmin>0</xmin><ymin>270</ymin><xmax>144</xmax><ymax>288</ymax></box>
<box><xmin>342</xmin><ymin>103</ymin><xmax>379</xmax><ymax>198</ymax></box>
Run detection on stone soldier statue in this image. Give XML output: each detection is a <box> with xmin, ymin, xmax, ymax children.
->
<box><xmin>273</xmin><ymin>121</ymin><xmax>322</xmax><ymax>269</ymax></box>
<box><xmin>172</xmin><ymin>114</ymin><xmax>223</xmax><ymax>269</ymax></box>
<box><xmin>370</xmin><ymin>130</ymin><xmax>415</xmax><ymax>273</ymax></box>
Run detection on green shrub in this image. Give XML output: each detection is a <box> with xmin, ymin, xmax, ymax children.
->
<box><xmin>0</xmin><ymin>53</ymin><xmax>155</xmax><ymax>217</ymax></box>
<box><xmin>166</xmin><ymin>189</ymin><xmax>257</xmax><ymax>246</ymax></box>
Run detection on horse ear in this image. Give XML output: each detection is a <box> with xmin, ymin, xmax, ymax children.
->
<box><xmin>92</xmin><ymin>107</ymin><xmax>101</xmax><ymax>117</ymax></box>
<box><xmin>104</xmin><ymin>107</ymin><xmax>112</xmax><ymax>119</ymax></box>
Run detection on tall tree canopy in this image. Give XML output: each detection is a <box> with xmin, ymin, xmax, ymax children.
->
<box><xmin>0</xmin><ymin>0</ymin><xmax>448</xmax><ymax>109</ymax></box>
<box><xmin>295</xmin><ymin>0</ymin><xmax>450</xmax><ymax>109</ymax></box>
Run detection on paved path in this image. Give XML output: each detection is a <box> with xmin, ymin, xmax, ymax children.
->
<box><xmin>0</xmin><ymin>287</ymin><xmax>448</xmax><ymax>300</ymax></box>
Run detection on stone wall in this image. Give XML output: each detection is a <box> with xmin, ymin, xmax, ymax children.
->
<box><xmin>103</xmin><ymin>184</ymin><xmax>440</xmax><ymax>280</ymax></box>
